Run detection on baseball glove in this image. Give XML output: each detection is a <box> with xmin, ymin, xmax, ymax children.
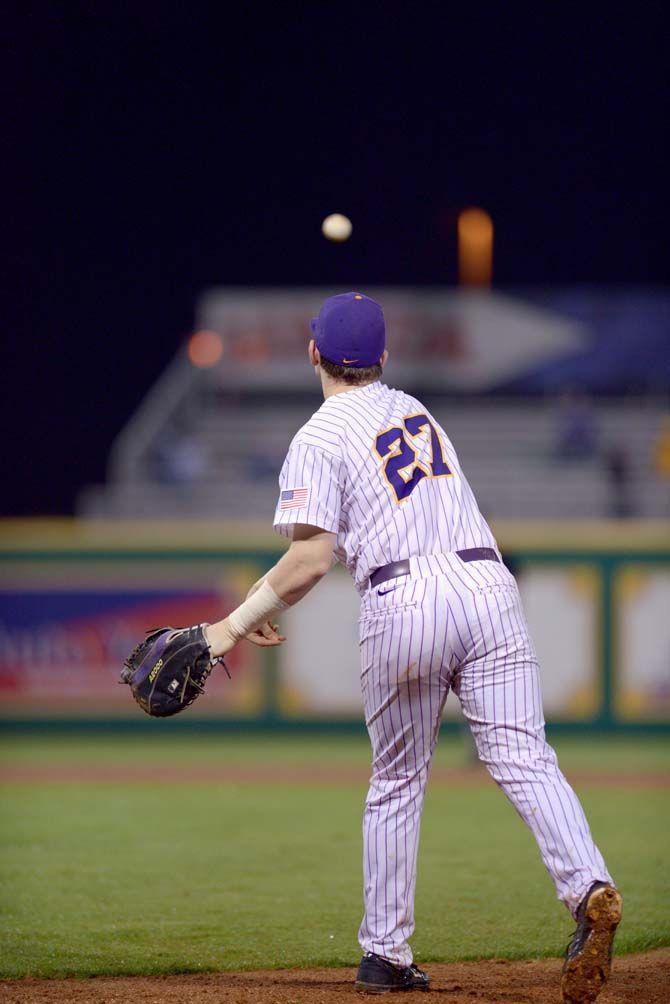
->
<box><xmin>119</xmin><ymin>624</ymin><xmax>229</xmax><ymax>717</ymax></box>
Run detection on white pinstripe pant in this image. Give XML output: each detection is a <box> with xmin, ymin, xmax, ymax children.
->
<box><xmin>357</xmin><ymin>553</ymin><xmax>613</xmax><ymax>966</ymax></box>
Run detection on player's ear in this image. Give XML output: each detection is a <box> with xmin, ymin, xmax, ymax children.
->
<box><xmin>380</xmin><ymin>350</ymin><xmax>389</xmax><ymax>368</ymax></box>
<box><xmin>308</xmin><ymin>339</ymin><xmax>320</xmax><ymax>368</ymax></box>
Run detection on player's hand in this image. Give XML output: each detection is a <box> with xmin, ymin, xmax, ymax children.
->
<box><xmin>245</xmin><ymin>621</ymin><xmax>286</xmax><ymax>647</ymax></box>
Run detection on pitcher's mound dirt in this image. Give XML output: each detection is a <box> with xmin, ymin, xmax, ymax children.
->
<box><xmin>1</xmin><ymin>950</ymin><xmax>668</xmax><ymax>1004</ymax></box>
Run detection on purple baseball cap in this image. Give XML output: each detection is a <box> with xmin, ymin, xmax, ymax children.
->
<box><xmin>309</xmin><ymin>292</ymin><xmax>385</xmax><ymax>368</ymax></box>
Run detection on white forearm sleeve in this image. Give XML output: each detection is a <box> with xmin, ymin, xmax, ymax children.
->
<box><xmin>226</xmin><ymin>580</ymin><xmax>288</xmax><ymax>640</ymax></box>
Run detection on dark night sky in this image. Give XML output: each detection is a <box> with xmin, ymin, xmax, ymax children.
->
<box><xmin>3</xmin><ymin>4</ymin><xmax>668</xmax><ymax>515</ymax></box>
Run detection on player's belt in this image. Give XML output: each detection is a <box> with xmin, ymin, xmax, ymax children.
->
<box><xmin>369</xmin><ymin>548</ymin><xmax>500</xmax><ymax>588</ymax></box>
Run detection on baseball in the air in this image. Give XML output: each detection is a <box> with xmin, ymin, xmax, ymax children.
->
<box><xmin>321</xmin><ymin>213</ymin><xmax>352</xmax><ymax>242</ymax></box>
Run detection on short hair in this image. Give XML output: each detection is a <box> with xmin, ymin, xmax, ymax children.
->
<box><xmin>319</xmin><ymin>356</ymin><xmax>383</xmax><ymax>386</ymax></box>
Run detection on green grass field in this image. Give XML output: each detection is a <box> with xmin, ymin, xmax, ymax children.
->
<box><xmin>0</xmin><ymin>732</ymin><xmax>668</xmax><ymax>979</ymax></box>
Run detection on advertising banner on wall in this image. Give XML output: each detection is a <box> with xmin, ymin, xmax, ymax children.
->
<box><xmin>1</xmin><ymin>523</ymin><xmax>668</xmax><ymax>727</ymax></box>
<box><xmin>614</xmin><ymin>567</ymin><xmax>670</xmax><ymax>720</ymax></box>
<box><xmin>517</xmin><ymin>565</ymin><xmax>600</xmax><ymax>719</ymax></box>
<box><xmin>0</xmin><ymin>560</ymin><xmax>264</xmax><ymax>718</ymax></box>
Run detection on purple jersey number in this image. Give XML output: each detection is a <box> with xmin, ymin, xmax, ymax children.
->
<box><xmin>375</xmin><ymin>413</ymin><xmax>452</xmax><ymax>503</ymax></box>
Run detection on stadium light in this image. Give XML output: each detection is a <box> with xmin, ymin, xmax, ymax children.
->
<box><xmin>458</xmin><ymin>207</ymin><xmax>493</xmax><ymax>287</ymax></box>
<box><xmin>187</xmin><ymin>330</ymin><xmax>224</xmax><ymax>368</ymax></box>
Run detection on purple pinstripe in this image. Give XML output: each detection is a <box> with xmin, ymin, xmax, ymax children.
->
<box><xmin>273</xmin><ymin>382</ymin><xmax>613</xmax><ymax>968</ymax></box>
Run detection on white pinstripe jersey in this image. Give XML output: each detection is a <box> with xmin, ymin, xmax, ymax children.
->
<box><xmin>273</xmin><ymin>381</ymin><xmax>498</xmax><ymax>593</ymax></box>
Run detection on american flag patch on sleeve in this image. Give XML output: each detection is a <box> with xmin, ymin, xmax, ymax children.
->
<box><xmin>279</xmin><ymin>487</ymin><xmax>310</xmax><ymax>510</ymax></box>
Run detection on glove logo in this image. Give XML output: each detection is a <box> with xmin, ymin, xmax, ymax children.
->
<box><xmin>148</xmin><ymin>658</ymin><xmax>164</xmax><ymax>683</ymax></box>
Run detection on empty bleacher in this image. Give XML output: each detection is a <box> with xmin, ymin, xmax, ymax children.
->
<box><xmin>79</xmin><ymin>389</ymin><xmax>669</xmax><ymax>520</ymax></box>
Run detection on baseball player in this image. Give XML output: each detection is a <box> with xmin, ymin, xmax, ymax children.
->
<box><xmin>205</xmin><ymin>292</ymin><xmax>622</xmax><ymax>1002</ymax></box>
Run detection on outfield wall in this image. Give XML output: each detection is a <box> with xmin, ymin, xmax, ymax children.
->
<box><xmin>0</xmin><ymin>520</ymin><xmax>668</xmax><ymax>731</ymax></box>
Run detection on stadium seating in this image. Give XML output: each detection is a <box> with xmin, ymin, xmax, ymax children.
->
<box><xmin>79</xmin><ymin>394</ymin><xmax>669</xmax><ymax>520</ymax></box>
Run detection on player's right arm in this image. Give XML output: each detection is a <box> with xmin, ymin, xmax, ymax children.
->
<box><xmin>265</xmin><ymin>524</ymin><xmax>335</xmax><ymax>603</ymax></box>
<box><xmin>205</xmin><ymin>524</ymin><xmax>334</xmax><ymax>657</ymax></box>
<box><xmin>243</xmin><ymin>525</ymin><xmax>335</xmax><ymax>646</ymax></box>
<box><xmin>206</xmin><ymin>439</ymin><xmax>343</xmax><ymax>659</ymax></box>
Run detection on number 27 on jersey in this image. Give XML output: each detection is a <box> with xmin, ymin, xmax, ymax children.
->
<box><xmin>375</xmin><ymin>413</ymin><xmax>452</xmax><ymax>503</ymax></box>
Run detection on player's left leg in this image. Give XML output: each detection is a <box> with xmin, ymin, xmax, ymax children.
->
<box><xmin>450</xmin><ymin>563</ymin><xmax>622</xmax><ymax>1003</ymax></box>
<box><xmin>449</xmin><ymin>562</ymin><xmax>615</xmax><ymax>917</ymax></box>
<box><xmin>357</xmin><ymin>575</ymin><xmax>452</xmax><ymax>968</ymax></box>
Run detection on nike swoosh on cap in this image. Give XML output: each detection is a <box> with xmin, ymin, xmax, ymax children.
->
<box><xmin>342</xmin><ymin>358</ymin><xmax>359</xmax><ymax>364</ymax></box>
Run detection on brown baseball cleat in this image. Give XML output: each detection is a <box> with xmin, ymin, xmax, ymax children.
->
<box><xmin>561</xmin><ymin>882</ymin><xmax>623</xmax><ymax>1003</ymax></box>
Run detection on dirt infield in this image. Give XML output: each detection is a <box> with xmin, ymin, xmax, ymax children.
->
<box><xmin>1</xmin><ymin>762</ymin><xmax>668</xmax><ymax>788</ymax></box>
<box><xmin>1</xmin><ymin>950</ymin><xmax>668</xmax><ymax>1003</ymax></box>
